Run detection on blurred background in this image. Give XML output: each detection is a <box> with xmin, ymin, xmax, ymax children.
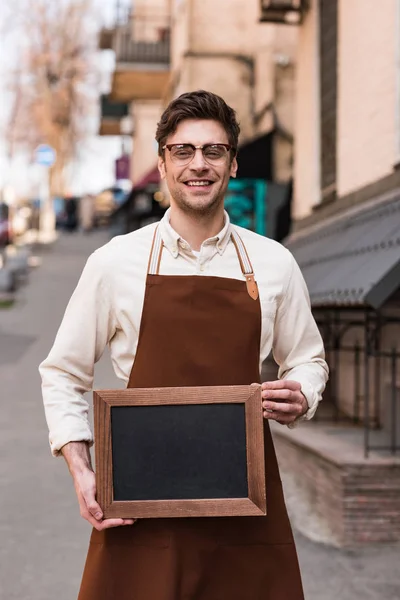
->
<box><xmin>0</xmin><ymin>1</ymin><xmax>399</xmax><ymax>599</ymax></box>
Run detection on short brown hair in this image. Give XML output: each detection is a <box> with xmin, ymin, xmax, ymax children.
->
<box><xmin>155</xmin><ymin>90</ymin><xmax>240</xmax><ymax>156</ymax></box>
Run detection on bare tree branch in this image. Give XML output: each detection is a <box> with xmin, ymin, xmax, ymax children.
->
<box><xmin>4</xmin><ymin>0</ymin><xmax>100</xmax><ymax>196</ymax></box>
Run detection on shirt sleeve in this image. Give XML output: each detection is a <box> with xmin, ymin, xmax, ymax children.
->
<box><xmin>39</xmin><ymin>249</ymin><xmax>116</xmax><ymax>456</ymax></box>
<box><xmin>272</xmin><ymin>252</ymin><xmax>329</xmax><ymax>425</ymax></box>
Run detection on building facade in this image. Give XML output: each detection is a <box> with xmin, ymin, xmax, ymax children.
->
<box><xmin>99</xmin><ymin>0</ymin><xmax>171</xmax><ymax>188</ymax></box>
<box><xmin>100</xmin><ymin>0</ymin><xmax>299</xmax><ymax>238</ymax></box>
<box><xmin>261</xmin><ymin>0</ymin><xmax>400</xmax><ymax>547</ymax></box>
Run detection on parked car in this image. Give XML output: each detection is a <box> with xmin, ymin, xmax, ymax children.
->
<box><xmin>0</xmin><ymin>203</ymin><xmax>12</xmax><ymax>247</ymax></box>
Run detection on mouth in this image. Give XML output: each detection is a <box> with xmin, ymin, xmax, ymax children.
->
<box><xmin>183</xmin><ymin>179</ymin><xmax>214</xmax><ymax>190</ymax></box>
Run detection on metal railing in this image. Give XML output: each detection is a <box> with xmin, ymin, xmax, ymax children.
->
<box><xmin>111</xmin><ymin>5</ymin><xmax>171</xmax><ymax>65</ymax></box>
<box><xmin>115</xmin><ymin>29</ymin><xmax>170</xmax><ymax>65</ymax></box>
<box><xmin>315</xmin><ymin>311</ymin><xmax>400</xmax><ymax>457</ymax></box>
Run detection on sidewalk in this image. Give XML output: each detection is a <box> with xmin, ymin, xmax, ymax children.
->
<box><xmin>0</xmin><ymin>230</ymin><xmax>399</xmax><ymax>600</ymax></box>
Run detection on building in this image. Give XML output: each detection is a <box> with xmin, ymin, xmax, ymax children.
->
<box><xmin>99</xmin><ymin>0</ymin><xmax>300</xmax><ymax>239</ymax></box>
<box><xmin>260</xmin><ymin>0</ymin><xmax>400</xmax><ymax>547</ymax></box>
<box><xmin>98</xmin><ymin>0</ymin><xmax>172</xmax><ymax>229</ymax></box>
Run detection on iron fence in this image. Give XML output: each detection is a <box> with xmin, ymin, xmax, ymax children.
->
<box><xmin>115</xmin><ymin>29</ymin><xmax>170</xmax><ymax>65</ymax></box>
<box><xmin>315</xmin><ymin>310</ymin><xmax>400</xmax><ymax>457</ymax></box>
<box><xmin>111</xmin><ymin>5</ymin><xmax>171</xmax><ymax>65</ymax></box>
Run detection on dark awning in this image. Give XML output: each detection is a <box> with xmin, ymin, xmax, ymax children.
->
<box><xmin>133</xmin><ymin>165</ymin><xmax>160</xmax><ymax>189</ymax></box>
<box><xmin>284</xmin><ymin>193</ymin><xmax>400</xmax><ymax>309</ymax></box>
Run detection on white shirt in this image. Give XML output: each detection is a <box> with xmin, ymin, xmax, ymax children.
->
<box><xmin>40</xmin><ymin>210</ymin><xmax>329</xmax><ymax>456</ymax></box>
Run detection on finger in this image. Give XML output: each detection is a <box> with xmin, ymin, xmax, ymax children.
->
<box><xmin>263</xmin><ymin>410</ymin><xmax>293</xmax><ymax>424</ymax></box>
<box><xmin>75</xmin><ymin>485</ymin><xmax>103</xmax><ymax>522</ymax></box>
<box><xmin>98</xmin><ymin>519</ymin><xmax>136</xmax><ymax>530</ymax></box>
<box><xmin>263</xmin><ymin>400</ymin><xmax>304</xmax><ymax>415</ymax></box>
<box><xmin>262</xmin><ymin>380</ymin><xmax>301</xmax><ymax>392</ymax></box>
<box><xmin>78</xmin><ymin>482</ymin><xmax>103</xmax><ymax>521</ymax></box>
<box><xmin>262</xmin><ymin>401</ymin><xmax>293</xmax><ymax>414</ymax></box>
<box><xmin>80</xmin><ymin>490</ymin><xmax>103</xmax><ymax>521</ymax></box>
<box><xmin>262</xmin><ymin>388</ymin><xmax>293</xmax><ymax>401</ymax></box>
<box><xmin>83</xmin><ymin>512</ymin><xmax>135</xmax><ymax>530</ymax></box>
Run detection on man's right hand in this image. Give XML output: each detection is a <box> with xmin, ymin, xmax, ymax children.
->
<box><xmin>62</xmin><ymin>441</ymin><xmax>135</xmax><ymax>531</ymax></box>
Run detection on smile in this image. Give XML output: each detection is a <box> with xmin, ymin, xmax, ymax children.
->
<box><xmin>184</xmin><ymin>180</ymin><xmax>214</xmax><ymax>187</ymax></box>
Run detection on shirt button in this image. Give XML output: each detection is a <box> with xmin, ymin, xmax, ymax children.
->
<box><xmin>200</xmin><ymin>264</ymin><xmax>205</xmax><ymax>272</ymax></box>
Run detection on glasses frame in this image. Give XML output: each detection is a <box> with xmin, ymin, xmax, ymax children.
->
<box><xmin>162</xmin><ymin>143</ymin><xmax>236</xmax><ymax>166</ymax></box>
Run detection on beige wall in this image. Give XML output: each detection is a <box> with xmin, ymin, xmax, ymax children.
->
<box><xmin>337</xmin><ymin>0</ymin><xmax>398</xmax><ymax>197</ymax></box>
<box><xmin>170</xmin><ymin>0</ymin><xmax>297</xmax><ymax>164</ymax></box>
<box><xmin>293</xmin><ymin>0</ymin><xmax>320</xmax><ymax>219</ymax></box>
<box><xmin>131</xmin><ymin>0</ymin><xmax>170</xmax><ymax>42</ymax></box>
<box><xmin>171</xmin><ymin>0</ymin><xmax>191</xmax><ymax>76</ymax></box>
<box><xmin>170</xmin><ymin>0</ymin><xmax>260</xmax><ymax>141</ymax></box>
<box><xmin>172</xmin><ymin>55</ymin><xmax>255</xmax><ymax>140</ymax></box>
<box><xmin>293</xmin><ymin>0</ymin><xmax>400</xmax><ymax>220</ymax></box>
<box><xmin>190</xmin><ymin>0</ymin><xmax>258</xmax><ymax>55</ymax></box>
<box><xmin>254</xmin><ymin>23</ymin><xmax>298</xmax><ymax>135</ymax></box>
<box><xmin>131</xmin><ymin>101</ymin><xmax>161</xmax><ymax>185</ymax></box>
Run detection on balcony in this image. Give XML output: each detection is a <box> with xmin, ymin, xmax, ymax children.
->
<box><xmin>260</xmin><ymin>0</ymin><xmax>308</xmax><ymax>24</ymax></box>
<box><xmin>115</xmin><ymin>29</ymin><xmax>170</xmax><ymax>65</ymax></box>
<box><xmin>105</xmin><ymin>12</ymin><xmax>171</xmax><ymax>103</ymax></box>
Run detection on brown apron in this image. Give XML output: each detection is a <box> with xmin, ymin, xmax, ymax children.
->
<box><xmin>78</xmin><ymin>229</ymin><xmax>304</xmax><ymax>600</ymax></box>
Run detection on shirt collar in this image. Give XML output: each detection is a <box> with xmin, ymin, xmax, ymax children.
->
<box><xmin>159</xmin><ymin>208</ymin><xmax>232</xmax><ymax>258</ymax></box>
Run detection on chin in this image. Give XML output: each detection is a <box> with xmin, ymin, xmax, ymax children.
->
<box><xmin>180</xmin><ymin>195</ymin><xmax>222</xmax><ymax>215</ymax></box>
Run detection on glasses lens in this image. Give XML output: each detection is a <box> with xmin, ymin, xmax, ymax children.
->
<box><xmin>203</xmin><ymin>145</ymin><xmax>228</xmax><ymax>163</ymax></box>
<box><xmin>170</xmin><ymin>145</ymin><xmax>195</xmax><ymax>164</ymax></box>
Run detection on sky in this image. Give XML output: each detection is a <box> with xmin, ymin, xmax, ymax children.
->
<box><xmin>0</xmin><ymin>0</ymin><xmax>132</xmax><ymax>199</ymax></box>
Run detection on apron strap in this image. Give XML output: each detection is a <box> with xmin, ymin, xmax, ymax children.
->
<box><xmin>148</xmin><ymin>226</ymin><xmax>259</xmax><ymax>300</ymax></box>
<box><xmin>148</xmin><ymin>227</ymin><xmax>164</xmax><ymax>275</ymax></box>
<box><xmin>231</xmin><ymin>229</ymin><xmax>259</xmax><ymax>301</ymax></box>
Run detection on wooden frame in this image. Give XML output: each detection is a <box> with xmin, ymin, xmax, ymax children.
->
<box><xmin>94</xmin><ymin>383</ymin><xmax>266</xmax><ymax>519</ymax></box>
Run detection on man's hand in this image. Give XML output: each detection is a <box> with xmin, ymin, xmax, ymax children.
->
<box><xmin>261</xmin><ymin>380</ymin><xmax>308</xmax><ymax>425</ymax></box>
<box><xmin>62</xmin><ymin>442</ymin><xmax>135</xmax><ymax>531</ymax></box>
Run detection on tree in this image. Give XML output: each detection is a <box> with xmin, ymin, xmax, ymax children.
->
<box><xmin>4</xmin><ymin>0</ymin><xmax>100</xmax><ymax>197</ymax></box>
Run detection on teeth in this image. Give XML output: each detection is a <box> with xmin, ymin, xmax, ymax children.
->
<box><xmin>187</xmin><ymin>181</ymin><xmax>211</xmax><ymax>186</ymax></box>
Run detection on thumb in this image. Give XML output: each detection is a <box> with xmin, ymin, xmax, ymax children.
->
<box><xmin>80</xmin><ymin>481</ymin><xmax>103</xmax><ymax>521</ymax></box>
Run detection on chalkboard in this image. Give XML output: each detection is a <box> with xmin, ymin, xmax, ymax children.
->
<box><xmin>111</xmin><ymin>403</ymin><xmax>248</xmax><ymax>501</ymax></box>
<box><xmin>94</xmin><ymin>384</ymin><xmax>266</xmax><ymax>519</ymax></box>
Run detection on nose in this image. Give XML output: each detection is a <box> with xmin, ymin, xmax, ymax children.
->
<box><xmin>190</xmin><ymin>148</ymin><xmax>208</xmax><ymax>170</ymax></box>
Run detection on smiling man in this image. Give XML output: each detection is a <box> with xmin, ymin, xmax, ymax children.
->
<box><xmin>40</xmin><ymin>90</ymin><xmax>328</xmax><ymax>600</ymax></box>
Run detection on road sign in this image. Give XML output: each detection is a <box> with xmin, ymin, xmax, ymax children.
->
<box><xmin>34</xmin><ymin>144</ymin><xmax>56</xmax><ymax>167</ymax></box>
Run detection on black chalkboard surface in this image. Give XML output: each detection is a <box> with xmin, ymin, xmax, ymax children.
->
<box><xmin>111</xmin><ymin>403</ymin><xmax>248</xmax><ymax>501</ymax></box>
<box><xmin>94</xmin><ymin>384</ymin><xmax>266</xmax><ymax>519</ymax></box>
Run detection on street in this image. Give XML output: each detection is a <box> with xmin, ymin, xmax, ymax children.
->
<box><xmin>0</xmin><ymin>231</ymin><xmax>399</xmax><ymax>600</ymax></box>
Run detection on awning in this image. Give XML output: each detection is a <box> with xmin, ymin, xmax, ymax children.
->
<box><xmin>133</xmin><ymin>165</ymin><xmax>160</xmax><ymax>189</ymax></box>
<box><xmin>284</xmin><ymin>193</ymin><xmax>400</xmax><ymax>309</ymax></box>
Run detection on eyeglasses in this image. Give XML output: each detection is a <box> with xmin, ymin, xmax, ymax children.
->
<box><xmin>162</xmin><ymin>143</ymin><xmax>235</xmax><ymax>166</ymax></box>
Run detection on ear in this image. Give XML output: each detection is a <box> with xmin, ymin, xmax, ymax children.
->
<box><xmin>158</xmin><ymin>155</ymin><xmax>166</xmax><ymax>179</ymax></box>
<box><xmin>230</xmin><ymin>155</ymin><xmax>238</xmax><ymax>179</ymax></box>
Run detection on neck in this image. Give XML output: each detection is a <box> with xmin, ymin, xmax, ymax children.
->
<box><xmin>168</xmin><ymin>206</ymin><xmax>225</xmax><ymax>251</ymax></box>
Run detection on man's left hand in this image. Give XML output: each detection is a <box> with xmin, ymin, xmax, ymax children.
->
<box><xmin>261</xmin><ymin>380</ymin><xmax>308</xmax><ymax>425</ymax></box>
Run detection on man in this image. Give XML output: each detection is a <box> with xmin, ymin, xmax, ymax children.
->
<box><xmin>40</xmin><ymin>90</ymin><xmax>328</xmax><ymax>599</ymax></box>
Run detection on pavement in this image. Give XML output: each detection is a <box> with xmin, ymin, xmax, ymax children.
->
<box><xmin>0</xmin><ymin>230</ymin><xmax>399</xmax><ymax>600</ymax></box>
